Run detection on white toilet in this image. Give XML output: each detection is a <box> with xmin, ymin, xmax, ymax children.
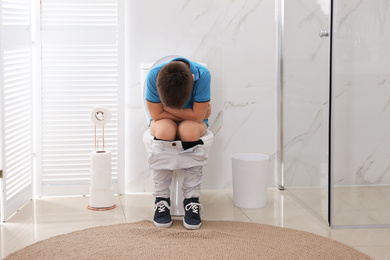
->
<box><xmin>140</xmin><ymin>55</ymin><xmax>214</xmax><ymax>215</ymax></box>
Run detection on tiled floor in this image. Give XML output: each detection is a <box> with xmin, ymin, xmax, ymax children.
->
<box><xmin>1</xmin><ymin>189</ymin><xmax>390</xmax><ymax>259</ymax></box>
<box><xmin>288</xmin><ymin>186</ymin><xmax>390</xmax><ymax>226</ymax></box>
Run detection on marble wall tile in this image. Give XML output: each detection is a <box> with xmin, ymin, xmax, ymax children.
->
<box><xmin>125</xmin><ymin>0</ymin><xmax>277</xmax><ymax>192</ymax></box>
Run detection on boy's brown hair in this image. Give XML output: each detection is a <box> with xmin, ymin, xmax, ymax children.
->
<box><xmin>156</xmin><ymin>61</ymin><xmax>193</xmax><ymax>109</ymax></box>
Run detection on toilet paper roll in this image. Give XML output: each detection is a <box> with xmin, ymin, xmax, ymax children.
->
<box><xmin>90</xmin><ymin>106</ymin><xmax>111</xmax><ymax>126</ymax></box>
<box><xmin>90</xmin><ymin>170</ymin><xmax>112</xmax><ymax>190</ymax></box>
<box><xmin>91</xmin><ymin>150</ymin><xmax>112</xmax><ymax>172</ymax></box>
<box><xmin>89</xmin><ymin>187</ymin><xmax>115</xmax><ymax>208</ymax></box>
<box><xmin>89</xmin><ymin>150</ymin><xmax>115</xmax><ymax>209</ymax></box>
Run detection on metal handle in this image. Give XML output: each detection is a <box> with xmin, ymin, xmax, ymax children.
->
<box><xmin>319</xmin><ymin>30</ymin><xmax>329</xmax><ymax>38</ymax></box>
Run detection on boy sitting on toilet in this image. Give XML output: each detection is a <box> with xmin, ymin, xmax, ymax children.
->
<box><xmin>145</xmin><ymin>57</ymin><xmax>211</xmax><ymax>230</ymax></box>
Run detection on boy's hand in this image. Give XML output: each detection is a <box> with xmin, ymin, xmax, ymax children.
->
<box><xmin>162</xmin><ymin>102</ymin><xmax>210</xmax><ymax>123</ymax></box>
<box><xmin>146</xmin><ymin>101</ymin><xmax>181</xmax><ymax>122</ymax></box>
<box><xmin>205</xmin><ymin>103</ymin><xmax>211</xmax><ymax>119</ymax></box>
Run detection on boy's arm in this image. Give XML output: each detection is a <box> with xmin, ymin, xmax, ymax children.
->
<box><xmin>163</xmin><ymin>102</ymin><xmax>210</xmax><ymax>123</ymax></box>
<box><xmin>146</xmin><ymin>101</ymin><xmax>182</xmax><ymax>122</ymax></box>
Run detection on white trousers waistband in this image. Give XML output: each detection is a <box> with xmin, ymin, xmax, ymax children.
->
<box><xmin>147</xmin><ymin>139</ymin><xmax>208</xmax><ymax>171</ymax></box>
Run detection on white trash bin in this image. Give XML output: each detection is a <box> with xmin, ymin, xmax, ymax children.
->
<box><xmin>231</xmin><ymin>153</ymin><xmax>269</xmax><ymax>208</ymax></box>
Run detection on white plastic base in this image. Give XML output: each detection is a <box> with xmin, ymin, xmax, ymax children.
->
<box><xmin>170</xmin><ymin>170</ymin><xmax>185</xmax><ymax>216</ymax></box>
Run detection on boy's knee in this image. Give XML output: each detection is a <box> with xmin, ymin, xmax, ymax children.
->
<box><xmin>178</xmin><ymin>121</ymin><xmax>202</xmax><ymax>142</ymax></box>
<box><xmin>150</xmin><ymin>119</ymin><xmax>177</xmax><ymax>141</ymax></box>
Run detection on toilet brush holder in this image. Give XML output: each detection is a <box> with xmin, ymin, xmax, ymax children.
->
<box><xmin>88</xmin><ymin>107</ymin><xmax>116</xmax><ymax>211</ymax></box>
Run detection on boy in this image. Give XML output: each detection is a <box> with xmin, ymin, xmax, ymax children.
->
<box><xmin>145</xmin><ymin>57</ymin><xmax>211</xmax><ymax>229</ymax></box>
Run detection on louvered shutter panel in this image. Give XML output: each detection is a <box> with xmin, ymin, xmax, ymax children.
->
<box><xmin>0</xmin><ymin>0</ymin><xmax>33</xmax><ymax>221</ymax></box>
<box><xmin>39</xmin><ymin>0</ymin><xmax>124</xmax><ymax>196</ymax></box>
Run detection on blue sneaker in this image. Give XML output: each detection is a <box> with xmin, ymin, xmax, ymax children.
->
<box><xmin>153</xmin><ymin>198</ymin><xmax>172</xmax><ymax>228</ymax></box>
<box><xmin>183</xmin><ymin>198</ymin><xmax>204</xmax><ymax>230</ymax></box>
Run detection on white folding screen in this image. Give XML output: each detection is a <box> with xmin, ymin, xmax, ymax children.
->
<box><xmin>39</xmin><ymin>0</ymin><xmax>124</xmax><ymax>196</ymax></box>
<box><xmin>0</xmin><ymin>0</ymin><xmax>33</xmax><ymax>221</ymax></box>
<box><xmin>0</xmin><ymin>0</ymin><xmax>124</xmax><ymax>220</ymax></box>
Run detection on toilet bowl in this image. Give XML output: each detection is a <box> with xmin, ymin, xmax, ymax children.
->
<box><xmin>140</xmin><ymin>55</ymin><xmax>213</xmax><ymax>215</ymax></box>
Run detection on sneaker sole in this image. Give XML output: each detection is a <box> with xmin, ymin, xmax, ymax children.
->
<box><xmin>154</xmin><ymin>220</ymin><xmax>173</xmax><ymax>228</ymax></box>
<box><xmin>183</xmin><ymin>219</ymin><xmax>202</xmax><ymax>230</ymax></box>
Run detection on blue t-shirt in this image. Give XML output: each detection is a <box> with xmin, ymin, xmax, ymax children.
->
<box><xmin>145</xmin><ymin>57</ymin><xmax>211</xmax><ymax>125</ymax></box>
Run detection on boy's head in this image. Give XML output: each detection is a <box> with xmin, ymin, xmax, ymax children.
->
<box><xmin>156</xmin><ymin>61</ymin><xmax>194</xmax><ymax>109</ymax></box>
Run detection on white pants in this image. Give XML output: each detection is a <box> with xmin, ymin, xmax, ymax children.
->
<box><xmin>146</xmin><ymin>139</ymin><xmax>208</xmax><ymax>199</ymax></box>
<box><xmin>152</xmin><ymin>167</ymin><xmax>203</xmax><ymax>199</ymax></box>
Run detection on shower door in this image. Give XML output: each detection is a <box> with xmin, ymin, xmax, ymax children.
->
<box><xmin>280</xmin><ymin>0</ymin><xmax>331</xmax><ymax>223</ymax></box>
<box><xmin>331</xmin><ymin>0</ymin><xmax>390</xmax><ymax>228</ymax></box>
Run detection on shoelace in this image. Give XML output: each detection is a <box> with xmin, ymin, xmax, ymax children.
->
<box><xmin>184</xmin><ymin>202</ymin><xmax>204</xmax><ymax>216</ymax></box>
<box><xmin>153</xmin><ymin>200</ymin><xmax>170</xmax><ymax>213</ymax></box>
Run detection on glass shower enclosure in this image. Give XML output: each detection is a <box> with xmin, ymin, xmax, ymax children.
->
<box><xmin>279</xmin><ymin>0</ymin><xmax>390</xmax><ymax>228</ymax></box>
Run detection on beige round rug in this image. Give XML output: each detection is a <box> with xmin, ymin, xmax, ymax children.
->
<box><xmin>5</xmin><ymin>220</ymin><xmax>372</xmax><ymax>260</ymax></box>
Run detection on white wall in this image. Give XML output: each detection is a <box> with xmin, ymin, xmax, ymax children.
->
<box><xmin>125</xmin><ymin>0</ymin><xmax>277</xmax><ymax>193</ymax></box>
